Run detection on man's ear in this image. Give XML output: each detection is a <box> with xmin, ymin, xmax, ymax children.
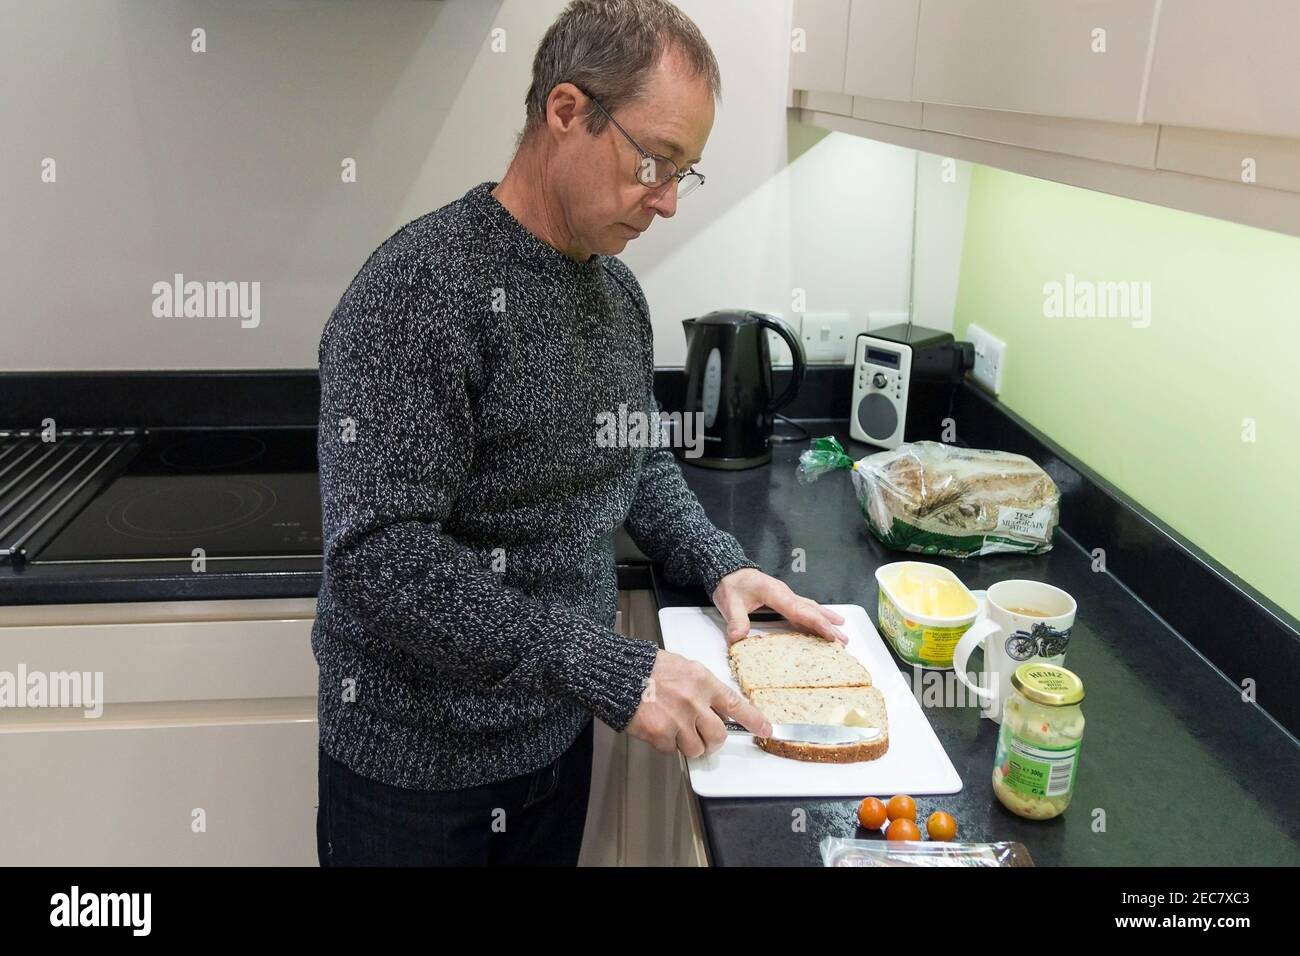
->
<box><xmin>546</xmin><ymin>82</ymin><xmax>585</xmax><ymax>139</ymax></box>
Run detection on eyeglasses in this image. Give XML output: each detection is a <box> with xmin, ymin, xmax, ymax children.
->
<box><xmin>576</xmin><ymin>86</ymin><xmax>705</xmax><ymax>199</ymax></box>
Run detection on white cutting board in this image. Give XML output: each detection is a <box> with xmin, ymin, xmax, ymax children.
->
<box><xmin>657</xmin><ymin>604</ymin><xmax>963</xmax><ymax>798</ymax></box>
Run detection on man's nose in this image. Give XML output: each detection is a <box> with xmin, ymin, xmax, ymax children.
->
<box><xmin>648</xmin><ymin>182</ymin><xmax>679</xmax><ymax>219</ymax></box>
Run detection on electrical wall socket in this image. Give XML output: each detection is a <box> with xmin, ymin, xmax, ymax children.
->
<box><xmin>966</xmin><ymin>323</ymin><xmax>1006</xmax><ymax>395</ymax></box>
<box><xmin>800</xmin><ymin>311</ymin><xmax>850</xmax><ymax>363</ymax></box>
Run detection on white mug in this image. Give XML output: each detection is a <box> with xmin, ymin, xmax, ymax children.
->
<box><xmin>953</xmin><ymin>580</ymin><xmax>1076</xmax><ymax>722</ymax></box>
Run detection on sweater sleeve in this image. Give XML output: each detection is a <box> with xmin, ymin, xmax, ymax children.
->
<box><xmin>317</xmin><ymin>264</ymin><xmax>658</xmax><ymax>732</ymax></box>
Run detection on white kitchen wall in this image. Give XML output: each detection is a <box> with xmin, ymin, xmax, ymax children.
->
<box><xmin>1</xmin><ymin>0</ymin><xmax>953</xmax><ymax>371</ymax></box>
<box><xmin>911</xmin><ymin>152</ymin><xmax>974</xmax><ymax>334</ymax></box>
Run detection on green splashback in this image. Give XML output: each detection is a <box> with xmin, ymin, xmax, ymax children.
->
<box><xmin>953</xmin><ymin>164</ymin><xmax>1300</xmax><ymax>620</ymax></box>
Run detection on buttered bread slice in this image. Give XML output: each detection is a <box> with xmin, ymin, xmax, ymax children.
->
<box><xmin>749</xmin><ymin>686</ymin><xmax>889</xmax><ymax>763</ymax></box>
<box><xmin>728</xmin><ymin>630</ymin><xmax>873</xmax><ymax>696</ymax></box>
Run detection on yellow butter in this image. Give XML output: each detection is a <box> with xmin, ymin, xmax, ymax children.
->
<box><xmin>817</xmin><ymin>705</ymin><xmax>876</xmax><ymax>727</ymax></box>
<box><xmin>887</xmin><ymin>566</ymin><xmax>977</xmax><ymax>618</ymax></box>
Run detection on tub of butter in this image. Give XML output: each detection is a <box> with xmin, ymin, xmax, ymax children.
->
<box><xmin>875</xmin><ymin>561</ymin><xmax>978</xmax><ymax>669</ymax></box>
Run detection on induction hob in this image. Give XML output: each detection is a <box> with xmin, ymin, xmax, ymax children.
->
<box><xmin>23</xmin><ymin>428</ymin><xmax>322</xmax><ymax>564</ymax></box>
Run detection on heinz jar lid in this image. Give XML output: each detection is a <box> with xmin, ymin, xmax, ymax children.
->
<box><xmin>1011</xmin><ymin>662</ymin><xmax>1085</xmax><ymax>706</ymax></box>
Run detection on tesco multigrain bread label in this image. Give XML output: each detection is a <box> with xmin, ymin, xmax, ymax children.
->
<box><xmin>995</xmin><ymin>505</ymin><xmax>1053</xmax><ymax>541</ymax></box>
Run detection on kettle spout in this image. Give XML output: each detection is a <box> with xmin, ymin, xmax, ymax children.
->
<box><xmin>681</xmin><ymin>317</ymin><xmax>696</xmax><ymax>350</ymax></box>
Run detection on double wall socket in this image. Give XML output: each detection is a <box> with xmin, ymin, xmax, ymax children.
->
<box><xmin>966</xmin><ymin>323</ymin><xmax>1006</xmax><ymax>395</ymax></box>
<box><xmin>800</xmin><ymin>311</ymin><xmax>850</xmax><ymax>363</ymax></box>
<box><xmin>764</xmin><ymin>311</ymin><xmax>854</xmax><ymax>365</ymax></box>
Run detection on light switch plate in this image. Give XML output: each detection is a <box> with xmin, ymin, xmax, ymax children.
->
<box><xmin>966</xmin><ymin>323</ymin><xmax>1005</xmax><ymax>395</ymax></box>
<box><xmin>801</xmin><ymin>311</ymin><xmax>850</xmax><ymax>363</ymax></box>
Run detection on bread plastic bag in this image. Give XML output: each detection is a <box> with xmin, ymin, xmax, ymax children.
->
<box><xmin>797</xmin><ymin>436</ymin><xmax>1060</xmax><ymax>558</ymax></box>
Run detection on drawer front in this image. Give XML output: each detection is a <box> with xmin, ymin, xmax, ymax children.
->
<box><xmin>0</xmin><ymin>616</ymin><xmax>317</xmax><ymax>706</ymax></box>
<box><xmin>0</xmin><ymin>706</ymin><xmax>318</xmax><ymax>866</ymax></box>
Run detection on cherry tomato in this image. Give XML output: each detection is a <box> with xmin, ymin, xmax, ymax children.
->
<box><xmin>857</xmin><ymin>797</ymin><xmax>888</xmax><ymax>830</ymax></box>
<box><xmin>886</xmin><ymin>794</ymin><xmax>917</xmax><ymax>822</ymax></box>
<box><xmin>926</xmin><ymin>811</ymin><xmax>958</xmax><ymax>841</ymax></box>
<box><xmin>886</xmin><ymin>818</ymin><xmax>921</xmax><ymax>841</ymax></box>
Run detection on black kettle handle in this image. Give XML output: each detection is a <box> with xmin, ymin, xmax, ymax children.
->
<box><xmin>751</xmin><ymin>313</ymin><xmax>806</xmax><ymax>413</ymax></box>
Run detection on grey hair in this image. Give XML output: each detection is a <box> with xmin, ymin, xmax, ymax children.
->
<box><xmin>523</xmin><ymin>0</ymin><xmax>721</xmax><ymax>139</ymax></box>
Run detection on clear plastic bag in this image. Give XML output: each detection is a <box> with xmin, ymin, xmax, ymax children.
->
<box><xmin>820</xmin><ymin>837</ymin><xmax>1035</xmax><ymax>867</ymax></box>
<box><xmin>798</xmin><ymin>437</ymin><xmax>1060</xmax><ymax>558</ymax></box>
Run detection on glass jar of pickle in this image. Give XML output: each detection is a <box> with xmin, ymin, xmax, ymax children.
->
<box><xmin>991</xmin><ymin>663</ymin><xmax>1085</xmax><ymax>820</ymax></box>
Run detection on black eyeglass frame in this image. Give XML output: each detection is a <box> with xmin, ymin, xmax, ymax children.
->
<box><xmin>573</xmin><ymin>85</ymin><xmax>705</xmax><ymax>198</ymax></box>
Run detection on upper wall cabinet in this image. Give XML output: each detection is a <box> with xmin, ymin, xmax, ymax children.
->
<box><xmin>910</xmin><ymin>0</ymin><xmax>1157</xmax><ymax>124</ymax></box>
<box><xmin>790</xmin><ymin>0</ymin><xmax>1300</xmax><ymax>238</ymax></box>
<box><xmin>1143</xmin><ymin>0</ymin><xmax>1300</xmax><ymax>139</ymax></box>
<box><xmin>790</xmin><ymin>0</ymin><xmax>852</xmax><ymax>94</ymax></box>
<box><xmin>842</xmin><ymin>0</ymin><xmax>920</xmax><ymax>102</ymax></box>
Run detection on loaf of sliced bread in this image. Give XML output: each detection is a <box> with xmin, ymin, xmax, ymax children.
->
<box><xmin>728</xmin><ymin>631</ymin><xmax>873</xmax><ymax>696</ymax></box>
<box><xmin>749</xmin><ymin>686</ymin><xmax>889</xmax><ymax>763</ymax></box>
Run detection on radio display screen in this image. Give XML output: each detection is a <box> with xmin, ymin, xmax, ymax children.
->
<box><xmin>866</xmin><ymin>347</ymin><xmax>900</xmax><ymax>369</ymax></box>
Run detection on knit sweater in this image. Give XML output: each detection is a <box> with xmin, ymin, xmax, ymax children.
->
<box><xmin>312</xmin><ymin>181</ymin><xmax>759</xmax><ymax>790</ymax></box>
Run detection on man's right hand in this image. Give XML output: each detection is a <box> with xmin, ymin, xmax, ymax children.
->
<box><xmin>626</xmin><ymin>650</ymin><xmax>772</xmax><ymax>758</ymax></box>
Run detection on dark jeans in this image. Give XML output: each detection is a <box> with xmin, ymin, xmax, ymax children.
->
<box><xmin>316</xmin><ymin>720</ymin><xmax>594</xmax><ymax>866</ymax></box>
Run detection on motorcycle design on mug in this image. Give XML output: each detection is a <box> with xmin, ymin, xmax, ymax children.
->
<box><xmin>1005</xmin><ymin>621</ymin><xmax>1072</xmax><ymax>661</ymax></box>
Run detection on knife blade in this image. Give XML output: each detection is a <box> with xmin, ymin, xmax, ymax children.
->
<box><xmin>723</xmin><ymin>719</ymin><xmax>882</xmax><ymax>745</ymax></box>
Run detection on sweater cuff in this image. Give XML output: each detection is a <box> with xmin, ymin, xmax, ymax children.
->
<box><xmin>551</xmin><ymin>625</ymin><xmax>660</xmax><ymax>732</ymax></box>
<box><xmin>669</xmin><ymin>530</ymin><xmax>762</xmax><ymax>597</ymax></box>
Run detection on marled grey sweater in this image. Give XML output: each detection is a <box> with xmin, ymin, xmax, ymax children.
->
<box><xmin>312</xmin><ymin>181</ymin><xmax>758</xmax><ymax>790</ymax></box>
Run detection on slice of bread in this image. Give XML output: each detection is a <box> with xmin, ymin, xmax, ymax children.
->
<box><xmin>749</xmin><ymin>686</ymin><xmax>890</xmax><ymax>763</ymax></box>
<box><xmin>728</xmin><ymin>631</ymin><xmax>873</xmax><ymax>696</ymax></box>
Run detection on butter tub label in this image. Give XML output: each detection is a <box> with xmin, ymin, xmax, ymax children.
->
<box><xmin>876</xmin><ymin>587</ymin><xmax>971</xmax><ymax>669</ymax></box>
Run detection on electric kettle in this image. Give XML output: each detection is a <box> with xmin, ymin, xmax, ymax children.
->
<box><xmin>677</xmin><ymin>310</ymin><xmax>806</xmax><ymax>469</ymax></box>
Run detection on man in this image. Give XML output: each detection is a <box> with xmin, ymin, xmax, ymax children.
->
<box><xmin>312</xmin><ymin>0</ymin><xmax>846</xmax><ymax>866</ymax></box>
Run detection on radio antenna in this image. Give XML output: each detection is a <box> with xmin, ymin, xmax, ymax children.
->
<box><xmin>904</xmin><ymin>149</ymin><xmax>919</xmax><ymax>345</ymax></box>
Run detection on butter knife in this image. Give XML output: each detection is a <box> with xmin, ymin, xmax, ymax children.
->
<box><xmin>723</xmin><ymin>719</ymin><xmax>882</xmax><ymax>745</ymax></box>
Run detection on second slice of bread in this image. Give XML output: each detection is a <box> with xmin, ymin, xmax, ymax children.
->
<box><xmin>728</xmin><ymin>631</ymin><xmax>873</xmax><ymax>696</ymax></box>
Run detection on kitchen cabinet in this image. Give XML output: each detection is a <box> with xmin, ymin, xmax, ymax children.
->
<box><xmin>579</xmin><ymin>590</ymin><xmax>708</xmax><ymax>867</ymax></box>
<box><xmin>789</xmin><ymin>0</ymin><xmax>852</xmax><ymax>94</ymax></box>
<box><xmin>801</xmin><ymin>89</ymin><xmax>854</xmax><ymax>118</ymax></box>
<box><xmin>920</xmin><ymin>103</ymin><xmax>1158</xmax><ymax>168</ymax></box>
<box><xmin>1154</xmin><ymin>125</ymin><xmax>1300</xmax><ymax>196</ymax></box>
<box><xmin>1</xmin><ymin>591</ymin><xmax>707</xmax><ymax>867</ymax></box>
<box><xmin>790</xmin><ymin>0</ymin><xmax>1300</xmax><ymax>238</ymax></box>
<box><xmin>842</xmin><ymin>0</ymin><xmax>919</xmax><ymax>103</ymax></box>
<box><xmin>1143</xmin><ymin>0</ymin><xmax>1300</xmax><ymax>139</ymax></box>
<box><xmin>911</xmin><ymin>0</ymin><xmax>1156</xmax><ymax>125</ymax></box>
<box><xmin>852</xmin><ymin>95</ymin><xmax>923</xmax><ymax>129</ymax></box>
<box><xmin>0</xmin><ymin>598</ymin><xmax>319</xmax><ymax>866</ymax></box>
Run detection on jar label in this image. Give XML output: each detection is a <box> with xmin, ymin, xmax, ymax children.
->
<box><xmin>994</xmin><ymin>733</ymin><xmax>1080</xmax><ymax>798</ymax></box>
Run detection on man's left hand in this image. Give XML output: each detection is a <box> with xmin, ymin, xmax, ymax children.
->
<box><xmin>711</xmin><ymin>567</ymin><xmax>848</xmax><ymax>646</ymax></box>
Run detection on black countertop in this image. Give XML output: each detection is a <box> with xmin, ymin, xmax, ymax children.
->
<box><xmin>3</xmin><ymin>413</ymin><xmax>1297</xmax><ymax>867</ymax></box>
<box><xmin>653</xmin><ymin>421</ymin><xmax>1300</xmax><ymax>867</ymax></box>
